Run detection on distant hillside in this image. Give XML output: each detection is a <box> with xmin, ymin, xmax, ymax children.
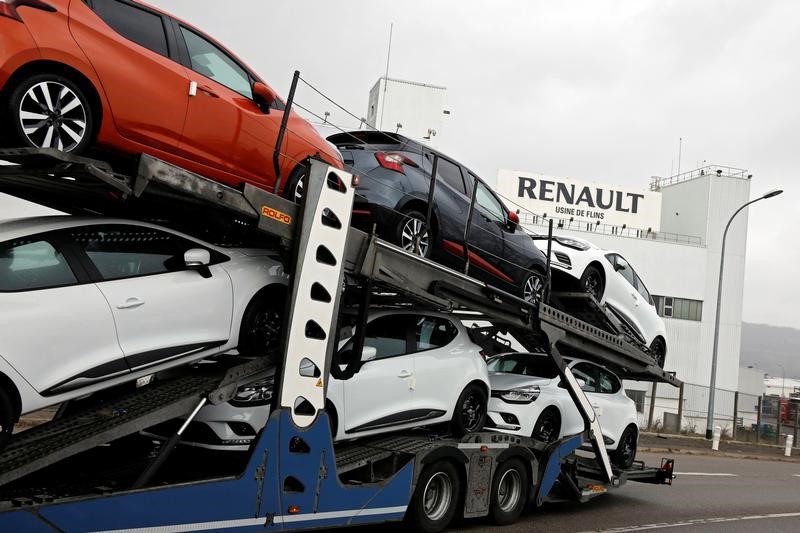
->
<box><xmin>741</xmin><ymin>322</ymin><xmax>800</xmax><ymax>379</ymax></box>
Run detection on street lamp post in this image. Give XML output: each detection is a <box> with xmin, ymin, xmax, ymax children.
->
<box><xmin>705</xmin><ymin>189</ymin><xmax>783</xmax><ymax>439</ymax></box>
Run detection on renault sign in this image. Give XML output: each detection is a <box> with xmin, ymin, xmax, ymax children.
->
<box><xmin>497</xmin><ymin>169</ymin><xmax>662</xmax><ymax>231</ymax></box>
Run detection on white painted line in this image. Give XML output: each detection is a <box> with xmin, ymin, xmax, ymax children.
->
<box><xmin>792</xmin><ymin>474</ymin><xmax>800</xmax><ymax>477</ymax></box>
<box><xmin>580</xmin><ymin>511</ymin><xmax>800</xmax><ymax>532</ymax></box>
<box><xmin>675</xmin><ymin>472</ymin><xmax>737</xmax><ymax>477</ymax></box>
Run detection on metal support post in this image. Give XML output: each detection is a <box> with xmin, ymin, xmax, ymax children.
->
<box><xmin>425</xmin><ymin>154</ymin><xmax>439</xmax><ymax>237</ymax></box>
<box><xmin>732</xmin><ymin>391</ymin><xmax>739</xmax><ymax>440</ymax></box>
<box><xmin>676</xmin><ymin>382</ymin><xmax>685</xmax><ymax>433</ymax></box>
<box><xmin>756</xmin><ymin>395</ymin><xmax>762</xmax><ymax>443</ymax></box>
<box><xmin>462</xmin><ymin>176</ymin><xmax>479</xmax><ymax>275</ymax></box>
<box><xmin>544</xmin><ymin>219</ymin><xmax>553</xmax><ymax>304</ymax></box>
<box><xmin>777</xmin><ymin>402</ymin><xmax>782</xmax><ymax>445</ymax></box>
<box><xmin>647</xmin><ymin>381</ymin><xmax>658</xmax><ymax>431</ymax></box>
<box><xmin>272</xmin><ymin>70</ymin><xmax>300</xmax><ymax>195</ymax></box>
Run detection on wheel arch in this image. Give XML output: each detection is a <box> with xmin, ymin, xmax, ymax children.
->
<box><xmin>0</xmin><ymin>371</ymin><xmax>22</xmax><ymax>422</ymax></box>
<box><xmin>3</xmin><ymin>60</ymin><xmax>103</xmax><ymax>141</ymax></box>
<box><xmin>584</xmin><ymin>260</ymin><xmax>607</xmax><ymax>287</ymax></box>
<box><xmin>397</xmin><ymin>198</ymin><xmax>440</xmax><ymax>234</ymax></box>
<box><xmin>235</xmin><ymin>281</ymin><xmax>289</xmax><ymax>342</ymax></box>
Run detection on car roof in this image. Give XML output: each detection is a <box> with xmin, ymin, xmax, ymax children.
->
<box><xmin>0</xmin><ymin>216</ymin><xmax>209</xmax><ymax>246</ymax></box>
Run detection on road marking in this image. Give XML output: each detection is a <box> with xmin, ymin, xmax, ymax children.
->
<box><xmin>793</xmin><ymin>474</ymin><xmax>800</xmax><ymax>477</ymax></box>
<box><xmin>580</xmin><ymin>511</ymin><xmax>800</xmax><ymax>532</ymax></box>
<box><xmin>675</xmin><ymin>472</ymin><xmax>737</xmax><ymax>477</ymax></box>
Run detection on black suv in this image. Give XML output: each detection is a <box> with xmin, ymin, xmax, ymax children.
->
<box><xmin>328</xmin><ymin>131</ymin><xmax>547</xmax><ymax>303</ymax></box>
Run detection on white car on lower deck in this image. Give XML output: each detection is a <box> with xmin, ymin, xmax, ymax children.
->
<box><xmin>145</xmin><ymin>310</ymin><xmax>491</xmax><ymax>448</ymax></box>
<box><xmin>533</xmin><ymin>235</ymin><xmax>667</xmax><ymax>367</ymax></box>
<box><xmin>485</xmin><ymin>352</ymin><xmax>639</xmax><ymax>468</ymax></box>
<box><xmin>0</xmin><ymin>216</ymin><xmax>288</xmax><ymax>448</ymax></box>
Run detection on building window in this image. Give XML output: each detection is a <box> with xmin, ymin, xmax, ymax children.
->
<box><xmin>653</xmin><ymin>295</ymin><xmax>702</xmax><ymax>321</ymax></box>
<box><xmin>626</xmin><ymin>390</ymin><xmax>645</xmax><ymax>413</ymax></box>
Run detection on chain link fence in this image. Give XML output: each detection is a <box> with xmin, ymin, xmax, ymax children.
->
<box><xmin>628</xmin><ymin>381</ymin><xmax>798</xmax><ymax>447</ymax></box>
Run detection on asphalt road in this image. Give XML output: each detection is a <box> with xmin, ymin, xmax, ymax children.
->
<box><xmin>455</xmin><ymin>452</ymin><xmax>800</xmax><ymax>532</ymax></box>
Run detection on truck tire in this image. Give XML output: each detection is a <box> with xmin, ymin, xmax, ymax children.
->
<box><xmin>490</xmin><ymin>458</ymin><xmax>529</xmax><ymax>525</ymax></box>
<box><xmin>0</xmin><ymin>387</ymin><xmax>15</xmax><ymax>451</ymax></box>
<box><xmin>407</xmin><ymin>460</ymin><xmax>461</xmax><ymax>533</ymax></box>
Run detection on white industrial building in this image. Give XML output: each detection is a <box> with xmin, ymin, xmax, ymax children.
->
<box><xmin>501</xmin><ymin>166</ymin><xmax>754</xmax><ymax>434</ymax></box>
<box><xmin>365</xmin><ymin>77</ymin><xmax>448</xmax><ymax>146</ymax></box>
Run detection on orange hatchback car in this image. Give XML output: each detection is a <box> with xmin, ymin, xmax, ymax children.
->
<box><xmin>0</xmin><ymin>0</ymin><xmax>341</xmax><ymax>196</ymax></box>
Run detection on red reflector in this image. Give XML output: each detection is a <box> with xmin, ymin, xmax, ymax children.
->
<box><xmin>480</xmin><ymin>445</ymin><xmax>489</xmax><ymax>453</ymax></box>
<box><xmin>288</xmin><ymin>505</ymin><xmax>301</xmax><ymax>514</ymax></box>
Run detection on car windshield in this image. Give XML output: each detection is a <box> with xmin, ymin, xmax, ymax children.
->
<box><xmin>487</xmin><ymin>353</ymin><xmax>559</xmax><ymax>378</ymax></box>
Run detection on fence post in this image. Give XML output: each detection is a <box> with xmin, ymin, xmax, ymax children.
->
<box><xmin>732</xmin><ymin>391</ymin><xmax>739</xmax><ymax>440</ymax></box>
<box><xmin>794</xmin><ymin>408</ymin><xmax>798</xmax><ymax>448</ymax></box>
<box><xmin>676</xmin><ymin>382</ymin><xmax>685</xmax><ymax>433</ymax></box>
<box><xmin>776</xmin><ymin>400</ymin><xmax>782</xmax><ymax>445</ymax></box>
<box><xmin>647</xmin><ymin>381</ymin><xmax>658</xmax><ymax>431</ymax></box>
<box><xmin>756</xmin><ymin>395</ymin><xmax>762</xmax><ymax>444</ymax></box>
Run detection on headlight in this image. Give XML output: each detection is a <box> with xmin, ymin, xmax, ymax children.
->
<box><xmin>498</xmin><ymin>386</ymin><xmax>541</xmax><ymax>404</ymax></box>
<box><xmin>554</xmin><ymin>237</ymin><xmax>589</xmax><ymax>251</ymax></box>
<box><xmin>230</xmin><ymin>376</ymin><xmax>274</xmax><ymax>407</ymax></box>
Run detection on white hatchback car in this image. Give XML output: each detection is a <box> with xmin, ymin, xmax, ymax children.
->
<box><xmin>534</xmin><ymin>235</ymin><xmax>667</xmax><ymax>367</ymax></box>
<box><xmin>0</xmin><ymin>216</ymin><xmax>288</xmax><ymax>448</ymax></box>
<box><xmin>485</xmin><ymin>352</ymin><xmax>639</xmax><ymax>468</ymax></box>
<box><xmin>146</xmin><ymin>310</ymin><xmax>491</xmax><ymax>449</ymax></box>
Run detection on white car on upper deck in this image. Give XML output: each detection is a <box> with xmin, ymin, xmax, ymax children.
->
<box><xmin>533</xmin><ymin>235</ymin><xmax>667</xmax><ymax>367</ymax></box>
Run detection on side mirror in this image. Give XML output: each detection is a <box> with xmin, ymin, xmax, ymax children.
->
<box><xmin>576</xmin><ymin>377</ymin><xmax>587</xmax><ymax>389</ymax></box>
<box><xmin>361</xmin><ymin>346</ymin><xmax>377</xmax><ymax>362</ymax></box>
<box><xmin>252</xmin><ymin>82</ymin><xmax>277</xmax><ymax>113</ymax></box>
<box><xmin>507</xmin><ymin>210</ymin><xmax>519</xmax><ymax>228</ymax></box>
<box><xmin>184</xmin><ymin>248</ymin><xmax>212</xmax><ymax>278</ymax></box>
<box><xmin>615</xmin><ymin>260</ymin><xmax>628</xmax><ymax>272</ymax></box>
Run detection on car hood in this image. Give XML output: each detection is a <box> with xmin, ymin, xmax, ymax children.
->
<box><xmin>489</xmin><ymin>372</ymin><xmax>555</xmax><ymax>390</ymax></box>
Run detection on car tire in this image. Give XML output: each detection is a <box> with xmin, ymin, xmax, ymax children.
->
<box><xmin>580</xmin><ymin>265</ymin><xmax>604</xmax><ymax>302</ymax></box>
<box><xmin>283</xmin><ymin>163</ymin><xmax>308</xmax><ymax>203</ymax></box>
<box><xmin>612</xmin><ymin>424</ymin><xmax>638</xmax><ymax>469</ymax></box>
<box><xmin>238</xmin><ymin>287</ymin><xmax>286</xmax><ymax>362</ymax></box>
<box><xmin>649</xmin><ymin>337</ymin><xmax>666</xmax><ymax>369</ymax></box>
<box><xmin>521</xmin><ymin>271</ymin><xmax>544</xmax><ymax>306</ymax></box>
<box><xmin>8</xmin><ymin>73</ymin><xmax>94</xmax><ymax>153</ymax></box>
<box><xmin>406</xmin><ymin>460</ymin><xmax>461</xmax><ymax>533</ymax></box>
<box><xmin>450</xmin><ymin>383</ymin><xmax>487</xmax><ymax>437</ymax></box>
<box><xmin>396</xmin><ymin>209</ymin><xmax>434</xmax><ymax>258</ymax></box>
<box><xmin>489</xmin><ymin>458</ymin><xmax>529</xmax><ymax>526</ymax></box>
<box><xmin>0</xmin><ymin>387</ymin><xmax>15</xmax><ymax>451</ymax></box>
<box><xmin>532</xmin><ymin>407</ymin><xmax>561</xmax><ymax>444</ymax></box>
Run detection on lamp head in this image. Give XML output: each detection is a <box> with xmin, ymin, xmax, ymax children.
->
<box><xmin>762</xmin><ymin>189</ymin><xmax>783</xmax><ymax>199</ymax></box>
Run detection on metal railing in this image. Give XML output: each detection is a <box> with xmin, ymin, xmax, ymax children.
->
<box><xmin>650</xmin><ymin>165</ymin><xmax>751</xmax><ymax>191</ymax></box>
<box><xmin>518</xmin><ymin>212</ymin><xmax>703</xmax><ymax>246</ymax></box>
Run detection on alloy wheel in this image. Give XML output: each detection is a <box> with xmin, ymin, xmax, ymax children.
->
<box><xmin>400</xmin><ymin>216</ymin><xmax>430</xmax><ymax>257</ymax></box>
<box><xmin>249</xmin><ymin>309</ymin><xmax>283</xmax><ymax>355</ymax></box>
<box><xmin>523</xmin><ymin>274</ymin><xmax>543</xmax><ymax>305</ymax></box>
<box><xmin>617</xmin><ymin>430</ymin><xmax>637</xmax><ymax>467</ymax></box>
<box><xmin>18</xmin><ymin>81</ymin><xmax>87</xmax><ymax>152</ymax></box>
<box><xmin>534</xmin><ymin>412</ymin><xmax>559</xmax><ymax>443</ymax></box>
<box><xmin>460</xmin><ymin>392</ymin><xmax>483</xmax><ymax>432</ymax></box>
<box><xmin>293</xmin><ymin>177</ymin><xmax>304</xmax><ymax>203</ymax></box>
<box><xmin>583</xmin><ymin>271</ymin><xmax>602</xmax><ymax>300</ymax></box>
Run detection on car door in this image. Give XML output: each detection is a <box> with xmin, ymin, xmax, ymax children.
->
<box><xmin>173</xmin><ymin>22</ymin><xmax>281</xmax><ymax>185</ymax></box>
<box><xmin>340</xmin><ymin>314</ymin><xmax>415</xmax><ymax>435</ymax></box>
<box><xmin>604</xmin><ymin>254</ymin><xmax>641</xmax><ymax>329</ymax></box>
<box><xmin>66</xmin><ymin>224</ymin><xmax>233</xmax><ymax>372</ymax></box>
<box><xmin>469</xmin><ymin>179</ymin><xmax>515</xmax><ymax>290</ymax></box>
<box><xmin>408</xmin><ymin>315</ymin><xmax>463</xmax><ymax>421</ymax></box>
<box><xmin>0</xmin><ymin>233</ymin><xmax>125</xmax><ymax>395</ymax></box>
<box><xmin>426</xmin><ymin>155</ymin><xmax>472</xmax><ymax>269</ymax></box>
<box><xmin>69</xmin><ymin>0</ymin><xmax>190</xmax><ymax>151</ymax></box>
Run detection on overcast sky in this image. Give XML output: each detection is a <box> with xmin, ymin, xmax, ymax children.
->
<box><xmin>3</xmin><ymin>1</ymin><xmax>797</xmax><ymax>327</ymax></box>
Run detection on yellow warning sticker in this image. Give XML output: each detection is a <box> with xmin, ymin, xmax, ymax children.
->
<box><xmin>261</xmin><ymin>205</ymin><xmax>292</xmax><ymax>225</ymax></box>
<box><xmin>316</xmin><ymin>378</ymin><xmax>324</xmax><ymax>388</ymax></box>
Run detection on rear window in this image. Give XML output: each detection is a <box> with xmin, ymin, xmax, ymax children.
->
<box><xmin>487</xmin><ymin>354</ymin><xmax>559</xmax><ymax>378</ymax></box>
<box><xmin>91</xmin><ymin>0</ymin><xmax>169</xmax><ymax>58</ymax></box>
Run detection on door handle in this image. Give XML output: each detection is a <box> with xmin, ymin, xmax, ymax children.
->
<box><xmin>631</xmin><ymin>292</ymin><xmax>638</xmax><ymax>300</ymax></box>
<box><xmin>398</xmin><ymin>370</ymin><xmax>413</xmax><ymax>378</ymax></box>
<box><xmin>198</xmin><ymin>84</ymin><xmax>219</xmax><ymax>98</ymax></box>
<box><xmin>117</xmin><ymin>297</ymin><xmax>145</xmax><ymax>309</ymax></box>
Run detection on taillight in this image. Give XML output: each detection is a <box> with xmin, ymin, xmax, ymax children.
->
<box><xmin>374</xmin><ymin>152</ymin><xmax>419</xmax><ymax>174</ymax></box>
<box><xmin>0</xmin><ymin>0</ymin><xmax>56</xmax><ymax>22</ymax></box>
<box><xmin>479</xmin><ymin>350</ymin><xmax>487</xmax><ymax>361</ymax></box>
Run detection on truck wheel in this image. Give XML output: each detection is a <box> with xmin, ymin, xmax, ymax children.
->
<box><xmin>0</xmin><ymin>388</ymin><xmax>15</xmax><ymax>451</ymax></box>
<box><xmin>407</xmin><ymin>460</ymin><xmax>461</xmax><ymax>533</ymax></box>
<box><xmin>450</xmin><ymin>383</ymin><xmax>487</xmax><ymax>437</ymax></box>
<box><xmin>490</xmin><ymin>458</ymin><xmax>529</xmax><ymax>525</ymax></box>
<box><xmin>9</xmin><ymin>73</ymin><xmax>93</xmax><ymax>153</ymax></box>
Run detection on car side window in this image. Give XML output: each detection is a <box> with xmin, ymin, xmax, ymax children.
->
<box><xmin>0</xmin><ymin>238</ymin><xmax>77</xmax><ymax>292</ymax></box>
<box><xmin>615</xmin><ymin>255</ymin><xmax>636</xmax><ymax>287</ymax></box>
<box><xmin>571</xmin><ymin>362</ymin><xmax>599</xmax><ymax>393</ymax></box>
<box><xmin>598</xmin><ymin>369</ymin><xmax>621</xmax><ymax>394</ymax></box>
<box><xmin>414</xmin><ymin>316</ymin><xmax>458</xmax><ymax>351</ymax></box>
<box><xmin>90</xmin><ymin>0</ymin><xmax>169</xmax><ymax>57</ymax></box>
<box><xmin>180</xmin><ymin>27</ymin><xmax>253</xmax><ymax>99</ymax></box>
<box><xmin>359</xmin><ymin>314</ymin><xmax>416</xmax><ymax>359</ymax></box>
<box><xmin>435</xmin><ymin>157</ymin><xmax>467</xmax><ymax>195</ymax></box>
<box><xmin>475</xmin><ymin>181</ymin><xmax>506</xmax><ymax>222</ymax></box>
<box><xmin>68</xmin><ymin>225</ymin><xmax>201</xmax><ymax>281</ymax></box>
<box><xmin>634</xmin><ymin>272</ymin><xmax>651</xmax><ymax>301</ymax></box>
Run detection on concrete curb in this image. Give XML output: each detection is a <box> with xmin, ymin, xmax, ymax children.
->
<box><xmin>639</xmin><ymin>446</ymin><xmax>800</xmax><ymax>463</ymax></box>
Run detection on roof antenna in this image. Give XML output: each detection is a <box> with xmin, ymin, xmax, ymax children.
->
<box><xmin>379</xmin><ymin>23</ymin><xmax>393</xmax><ymax>131</ymax></box>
